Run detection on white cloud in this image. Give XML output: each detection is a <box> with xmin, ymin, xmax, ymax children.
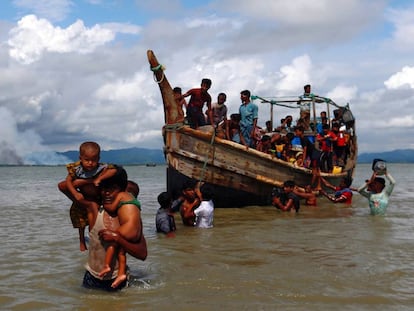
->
<box><xmin>384</xmin><ymin>66</ymin><xmax>414</xmax><ymax>89</ymax></box>
<box><xmin>387</xmin><ymin>6</ymin><xmax>414</xmax><ymax>51</ymax></box>
<box><xmin>8</xmin><ymin>15</ymin><xmax>115</xmax><ymax>64</ymax></box>
<box><xmin>13</xmin><ymin>0</ymin><xmax>73</xmax><ymax>22</ymax></box>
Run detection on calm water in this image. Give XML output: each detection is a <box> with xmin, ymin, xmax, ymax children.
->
<box><xmin>0</xmin><ymin>164</ymin><xmax>414</xmax><ymax>310</ymax></box>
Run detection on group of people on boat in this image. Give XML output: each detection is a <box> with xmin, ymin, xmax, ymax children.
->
<box><xmin>174</xmin><ymin>81</ymin><xmax>355</xmax><ymax>180</ymax></box>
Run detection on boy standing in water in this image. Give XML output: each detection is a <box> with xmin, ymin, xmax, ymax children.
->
<box><xmin>58</xmin><ymin>141</ymin><xmax>116</xmax><ymax>251</ymax></box>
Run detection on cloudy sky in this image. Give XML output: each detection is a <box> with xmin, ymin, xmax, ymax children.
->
<box><xmin>0</xmin><ymin>0</ymin><xmax>413</xmax><ymax>164</ymax></box>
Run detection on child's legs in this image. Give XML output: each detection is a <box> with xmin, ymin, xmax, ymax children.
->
<box><xmin>104</xmin><ymin>244</ymin><xmax>116</xmax><ymax>268</ymax></box>
<box><xmin>117</xmin><ymin>248</ymin><xmax>126</xmax><ymax>276</ymax></box>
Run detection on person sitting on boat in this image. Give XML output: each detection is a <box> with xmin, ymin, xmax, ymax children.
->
<box><xmin>256</xmin><ymin>135</ymin><xmax>272</xmax><ymax>154</ymax></box>
<box><xmin>228</xmin><ymin>113</ymin><xmax>247</xmax><ymax>146</ymax></box>
<box><xmin>182</xmin><ymin>78</ymin><xmax>213</xmax><ymax>129</ymax></box>
<box><xmin>207</xmin><ymin>92</ymin><xmax>228</xmax><ymax>138</ymax></box>
<box><xmin>239</xmin><ymin>89</ymin><xmax>258</xmax><ymax>148</ymax></box>
<box><xmin>319</xmin><ymin>176</ymin><xmax>353</xmax><ymax>204</ymax></box>
<box><xmin>271</xmin><ymin>180</ymin><xmax>300</xmax><ymax>213</ymax></box>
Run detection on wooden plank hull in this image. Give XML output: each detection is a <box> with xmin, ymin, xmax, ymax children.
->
<box><xmin>147</xmin><ymin>50</ymin><xmax>357</xmax><ymax>207</ymax></box>
<box><xmin>163</xmin><ymin>125</ymin><xmax>355</xmax><ymax>207</ymax></box>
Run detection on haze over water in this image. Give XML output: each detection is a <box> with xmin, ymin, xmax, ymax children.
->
<box><xmin>0</xmin><ymin>163</ymin><xmax>413</xmax><ymax>310</ymax></box>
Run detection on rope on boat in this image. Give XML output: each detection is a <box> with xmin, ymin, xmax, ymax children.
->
<box><xmin>164</xmin><ymin>123</ymin><xmax>185</xmax><ymax>130</ymax></box>
<box><xmin>199</xmin><ymin>128</ymin><xmax>216</xmax><ymax>183</ymax></box>
<box><xmin>150</xmin><ymin>64</ymin><xmax>165</xmax><ymax>84</ymax></box>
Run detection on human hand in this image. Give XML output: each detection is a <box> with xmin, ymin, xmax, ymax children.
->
<box><xmin>98</xmin><ymin>229</ymin><xmax>119</xmax><ymax>243</ymax></box>
<box><xmin>74</xmin><ymin>192</ymin><xmax>84</xmax><ymax>201</ymax></box>
<box><xmin>94</xmin><ymin>178</ymin><xmax>101</xmax><ymax>187</ymax></box>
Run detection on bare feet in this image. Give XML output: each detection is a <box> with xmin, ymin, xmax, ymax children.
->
<box><xmin>98</xmin><ymin>265</ymin><xmax>111</xmax><ymax>278</ymax></box>
<box><xmin>111</xmin><ymin>274</ymin><xmax>127</xmax><ymax>288</ymax></box>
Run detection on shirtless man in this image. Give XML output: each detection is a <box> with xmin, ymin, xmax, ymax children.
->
<box><xmin>293</xmin><ymin>185</ymin><xmax>317</xmax><ymax>206</ymax></box>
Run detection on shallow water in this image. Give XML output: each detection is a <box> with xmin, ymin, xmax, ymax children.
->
<box><xmin>0</xmin><ymin>164</ymin><xmax>413</xmax><ymax>310</ymax></box>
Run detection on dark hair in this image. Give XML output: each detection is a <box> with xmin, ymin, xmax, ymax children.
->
<box><xmin>261</xmin><ymin>135</ymin><xmax>271</xmax><ymax>142</ymax></box>
<box><xmin>158</xmin><ymin>191</ymin><xmax>172</xmax><ymax>208</ymax></box>
<box><xmin>182</xmin><ymin>179</ymin><xmax>197</xmax><ymax>190</ymax></box>
<box><xmin>201</xmin><ymin>78</ymin><xmax>212</xmax><ymax>87</ymax></box>
<box><xmin>283</xmin><ymin>180</ymin><xmax>295</xmax><ymax>188</ymax></box>
<box><xmin>173</xmin><ymin>87</ymin><xmax>182</xmax><ymax>94</ymax></box>
<box><xmin>79</xmin><ymin>141</ymin><xmax>100</xmax><ymax>155</ymax></box>
<box><xmin>240</xmin><ymin>90</ymin><xmax>251</xmax><ymax>98</ymax></box>
<box><xmin>218</xmin><ymin>92</ymin><xmax>226</xmax><ymax>99</ymax></box>
<box><xmin>230</xmin><ymin>113</ymin><xmax>241</xmax><ymax>122</ymax></box>
<box><xmin>294</xmin><ymin>125</ymin><xmax>304</xmax><ymax>132</ymax></box>
<box><xmin>322</xmin><ymin>124</ymin><xmax>330</xmax><ymax>130</ymax></box>
<box><xmin>100</xmin><ymin>166</ymin><xmax>128</xmax><ymax>191</ymax></box>
<box><xmin>200</xmin><ymin>184</ymin><xmax>214</xmax><ymax>201</ymax></box>
<box><xmin>127</xmin><ymin>180</ymin><xmax>140</xmax><ymax>197</ymax></box>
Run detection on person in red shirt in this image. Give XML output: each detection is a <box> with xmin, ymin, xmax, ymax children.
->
<box><xmin>183</xmin><ymin>78</ymin><xmax>212</xmax><ymax>128</ymax></box>
<box><xmin>319</xmin><ymin>176</ymin><xmax>353</xmax><ymax>204</ymax></box>
<box><xmin>317</xmin><ymin>123</ymin><xmax>337</xmax><ymax>173</ymax></box>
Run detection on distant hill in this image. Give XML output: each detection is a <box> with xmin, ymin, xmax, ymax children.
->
<box><xmin>57</xmin><ymin>147</ymin><xmax>414</xmax><ymax>166</ymax></box>
<box><xmin>357</xmin><ymin>149</ymin><xmax>414</xmax><ymax>163</ymax></box>
<box><xmin>58</xmin><ymin>147</ymin><xmax>165</xmax><ymax>165</ymax></box>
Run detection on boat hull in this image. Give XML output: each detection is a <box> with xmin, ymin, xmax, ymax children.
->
<box><xmin>163</xmin><ymin>125</ymin><xmax>354</xmax><ymax>207</ymax></box>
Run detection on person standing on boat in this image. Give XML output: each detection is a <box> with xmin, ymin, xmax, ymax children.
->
<box><xmin>297</xmin><ymin>84</ymin><xmax>312</xmax><ymax>131</ymax></box>
<box><xmin>239</xmin><ymin>89</ymin><xmax>258</xmax><ymax>148</ymax></box>
<box><xmin>182</xmin><ymin>78</ymin><xmax>213</xmax><ymax>129</ymax></box>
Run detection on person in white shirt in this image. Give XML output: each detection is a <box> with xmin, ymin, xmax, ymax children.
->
<box><xmin>194</xmin><ymin>184</ymin><xmax>214</xmax><ymax>228</ymax></box>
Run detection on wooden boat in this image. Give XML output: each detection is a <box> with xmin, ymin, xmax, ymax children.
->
<box><xmin>147</xmin><ymin>50</ymin><xmax>357</xmax><ymax>207</ymax></box>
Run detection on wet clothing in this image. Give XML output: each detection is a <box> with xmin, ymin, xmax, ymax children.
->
<box><xmin>66</xmin><ymin>161</ymin><xmax>115</xmax><ymax>228</ymax></box>
<box><xmin>334</xmin><ymin>187</ymin><xmax>353</xmax><ymax>204</ymax></box>
<box><xmin>69</xmin><ymin>202</ymin><xmax>88</xmax><ymax>228</ymax></box>
<box><xmin>358</xmin><ymin>174</ymin><xmax>396</xmax><ymax>215</ymax></box>
<box><xmin>83</xmin><ymin>207</ymin><xmax>122</xmax><ymax>290</ymax></box>
<box><xmin>155</xmin><ymin>208</ymin><xmax>176</xmax><ymax>234</ymax></box>
<box><xmin>118</xmin><ymin>198</ymin><xmax>141</xmax><ymax>211</ymax></box>
<box><xmin>194</xmin><ymin>200</ymin><xmax>214</xmax><ymax>228</ymax></box>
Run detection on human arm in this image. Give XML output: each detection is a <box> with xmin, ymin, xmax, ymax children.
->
<box><xmin>94</xmin><ymin>165</ymin><xmax>117</xmax><ymax>186</ymax></box>
<box><xmin>385</xmin><ymin>172</ymin><xmax>396</xmax><ymax>196</ymax></box>
<box><xmin>64</xmin><ymin>174</ymin><xmax>84</xmax><ymax>201</ymax></box>
<box><xmin>320</xmin><ymin>176</ymin><xmax>336</xmax><ymax>191</ymax></box>
<box><xmin>272</xmin><ymin>196</ymin><xmax>294</xmax><ymax>211</ymax></box>
<box><xmin>99</xmin><ymin>228</ymin><xmax>147</xmax><ymax>260</ymax></box>
<box><xmin>320</xmin><ymin>189</ymin><xmax>349</xmax><ymax>203</ymax></box>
